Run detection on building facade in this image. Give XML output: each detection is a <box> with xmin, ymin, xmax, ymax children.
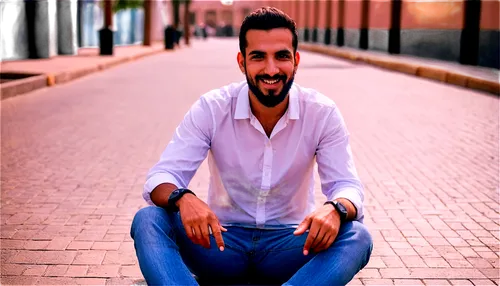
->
<box><xmin>78</xmin><ymin>0</ymin><xmax>169</xmax><ymax>48</ymax></box>
<box><xmin>190</xmin><ymin>0</ymin><xmax>263</xmax><ymax>36</ymax></box>
<box><xmin>190</xmin><ymin>0</ymin><xmax>499</xmax><ymax>69</ymax></box>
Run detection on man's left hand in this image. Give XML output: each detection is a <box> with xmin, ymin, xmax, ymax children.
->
<box><xmin>293</xmin><ymin>204</ymin><xmax>340</xmax><ymax>255</ymax></box>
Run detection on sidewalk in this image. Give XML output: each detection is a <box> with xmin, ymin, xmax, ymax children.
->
<box><xmin>1</xmin><ymin>42</ymin><xmax>168</xmax><ymax>100</ymax></box>
<box><xmin>1</xmin><ymin>38</ymin><xmax>499</xmax><ymax>286</ymax></box>
<box><xmin>299</xmin><ymin>43</ymin><xmax>500</xmax><ymax>96</ymax></box>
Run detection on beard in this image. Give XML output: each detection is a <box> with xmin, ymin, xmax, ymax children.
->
<box><xmin>245</xmin><ymin>67</ymin><xmax>296</xmax><ymax>108</ymax></box>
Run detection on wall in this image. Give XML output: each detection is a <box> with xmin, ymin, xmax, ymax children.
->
<box><xmin>264</xmin><ymin>0</ymin><xmax>499</xmax><ymax>69</ymax></box>
<box><xmin>190</xmin><ymin>0</ymin><xmax>265</xmax><ymax>37</ymax></box>
<box><xmin>400</xmin><ymin>0</ymin><xmax>464</xmax><ymax>62</ymax></box>
<box><xmin>188</xmin><ymin>0</ymin><xmax>500</xmax><ymax>70</ymax></box>
<box><xmin>344</xmin><ymin>0</ymin><xmax>362</xmax><ymax>48</ymax></box>
<box><xmin>151</xmin><ymin>0</ymin><xmax>170</xmax><ymax>39</ymax></box>
<box><xmin>368</xmin><ymin>0</ymin><xmax>391</xmax><ymax>52</ymax></box>
<box><xmin>479</xmin><ymin>0</ymin><xmax>500</xmax><ymax>68</ymax></box>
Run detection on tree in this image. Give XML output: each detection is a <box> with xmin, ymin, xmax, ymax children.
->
<box><xmin>113</xmin><ymin>0</ymin><xmax>143</xmax><ymax>12</ymax></box>
<box><xmin>183</xmin><ymin>0</ymin><xmax>191</xmax><ymax>45</ymax></box>
<box><xmin>171</xmin><ymin>0</ymin><xmax>191</xmax><ymax>45</ymax></box>
<box><xmin>106</xmin><ymin>0</ymin><xmax>192</xmax><ymax>46</ymax></box>
<box><xmin>143</xmin><ymin>0</ymin><xmax>153</xmax><ymax>45</ymax></box>
<box><xmin>112</xmin><ymin>0</ymin><xmax>153</xmax><ymax>46</ymax></box>
<box><xmin>172</xmin><ymin>0</ymin><xmax>181</xmax><ymax>29</ymax></box>
<box><xmin>100</xmin><ymin>0</ymin><xmax>144</xmax><ymax>39</ymax></box>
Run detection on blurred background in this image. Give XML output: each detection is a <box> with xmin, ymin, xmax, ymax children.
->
<box><xmin>0</xmin><ymin>0</ymin><xmax>499</xmax><ymax>69</ymax></box>
<box><xmin>0</xmin><ymin>2</ymin><xmax>498</xmax><ymax>285</ymax></box>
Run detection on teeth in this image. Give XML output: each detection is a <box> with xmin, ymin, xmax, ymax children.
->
<box><xmin>263</xmin><ymin>79</ymin><xmax>279</xmax><ymax>84</ymax></box>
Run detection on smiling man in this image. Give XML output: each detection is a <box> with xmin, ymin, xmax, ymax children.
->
<box><xmin>131</xmin><ymin>7</ymin><xmax>373</xmax><ymax>286</ymax></box>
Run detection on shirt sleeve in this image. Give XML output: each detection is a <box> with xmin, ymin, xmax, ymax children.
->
<box><xmin>143</xmin><ymin>96</ymin><xmax>214</xmax><ymax>205</ymax></box>
<box><xmin>315</xmin><ymin>106</ymin><xmax>365</xmax><ymax>222</ymax></box>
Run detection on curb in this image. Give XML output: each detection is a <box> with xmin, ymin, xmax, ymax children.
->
<box><xmin>1</xmin><ymin>74</ymin><xmax>48</xmax><ymax>100</ymax></box>
<box><xmin>299</xmin><ymin>43</ymin><xmax>500</xmax><ymax>96</ymax></box>
<box><xmin>1</xmin><ymin>46</ymin><xmax>168</xmax><ymax>100</ymax></box>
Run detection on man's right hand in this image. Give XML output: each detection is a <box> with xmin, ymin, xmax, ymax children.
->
<box><xmin>176</xmin><ymin>194</ymin><xmax>227</xmax><ymax>250</ymax></box>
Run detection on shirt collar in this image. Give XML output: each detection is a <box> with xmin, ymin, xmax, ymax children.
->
<box><xmin>234</xmin><ymin>83</ymin><xmax>300</xmax><ymax>120</ymax></box>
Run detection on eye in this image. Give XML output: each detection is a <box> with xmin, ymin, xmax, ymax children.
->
<box><xmin>277</xmin><ymin>53</ymin><xmax>291</xmax><ymax>59</ymax></box>
<box><xmin>252</xmin><ymin>54</ymin><xmax>264</xmax><ymax>59</ymax></box>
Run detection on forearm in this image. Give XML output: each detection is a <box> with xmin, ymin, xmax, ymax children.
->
<box><xmin>150</xmin><ymin>183</ymin><xmax>179</xmax><ymax>207</ymax></box>
<box><xmin>150</xmin><ymin>183</ymin><xmax>198</xmax><ymax>209</ymax></box>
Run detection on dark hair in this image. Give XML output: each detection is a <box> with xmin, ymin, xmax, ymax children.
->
<box><xmin>239</xmin><ymin>7</ymin><xmax>298</xmax><ymax>56</ymax></box>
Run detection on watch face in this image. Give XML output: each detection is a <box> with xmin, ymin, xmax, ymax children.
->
<box><xmin>334</xmin><ymin>201</ymin><xmax>348</xmax><ymax>219</ymax></box>
<box><xmin>170</xmin><ymin>190</ymin><xmax>180</xmax><ymax>200</ymax></box>
<box><xmin>338</xmin><ymin>202</ymin><xmax>347</xmax><ymax>213</ymax></box>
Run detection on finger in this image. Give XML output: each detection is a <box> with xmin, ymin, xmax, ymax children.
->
<box><xmin>199</xmin><ymin>225</ymin><xmax>210</xmax><ymax>248</ymax></box>
<box><xmin>325</xmin><ymin>233</ymin><xmax>336</xmax><ymax>250</ymax></box>
<box><xmin>183</xmin><ymin>223</ymin><xmax>197</xmax><ymax>243</ymax></box>
<box><xmin>191</xmin><ymin>227</ymin><xmax>202</xmax><ymax>245</ymax></box>
<box><xmin>220</xmin><ymin>225</ymin><xmax>228</xmax><ymax>232</ymax></box>
<box><xmin>194</xmin><ymin>225</ymin><xmax>204</xmax><ymax>246</ymax></box>
<box><xmin>317</xmin><ymin>232</ymin><xmax>335</xmax><ymax>252</ymax></box>
<box><xmin>303</xmin><ymin>221</ymin><xmax>320</xmax><ymax>255</ymax></box>
<box><xmin>210</xmin><ymin>222</ymin><xmax>225</xmax><ymax>251</ymax></box>
<box><xmin>313</xmin><ymin>233</ymin><xmax>331</xmax><ymax>253</ymax></box>
<box><xmin>311</xmin><ymin>226</ymin><xmax>328</xmax><ymax>251</ymax></box>
<box><xmin>294</xmin><ymin>217</ymin><xmax>311</xmax><ymax>236</ymax></box>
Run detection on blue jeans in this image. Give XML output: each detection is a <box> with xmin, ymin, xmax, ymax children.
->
<box><xmin>131</xmin><ymin>206</ymin><xmax>373</xmax><ymax>286</ymax></box>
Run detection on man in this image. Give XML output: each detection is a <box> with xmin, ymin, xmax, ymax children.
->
<box><xmin>131</xmin><ymin>7</ymin><xmax>372</xmax><ymax>286</ymax></box>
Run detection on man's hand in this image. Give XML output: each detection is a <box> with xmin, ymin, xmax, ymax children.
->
<box><xmin>293</xmin><ymin>204</ymin><xmax>341</xmax><ymax>255</ymax></box>
<box><xmin>177</xmin><ymin>194</ymin><xmax>227</xmax><ymax>251</ymax></box>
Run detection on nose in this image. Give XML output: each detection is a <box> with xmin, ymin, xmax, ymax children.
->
<box><xmin>264</xmin><ymin>58</ymin><xmax>279</xmax><ymax>77</ymax></box>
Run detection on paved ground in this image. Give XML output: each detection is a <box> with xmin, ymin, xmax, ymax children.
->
<box><xmin>1</xmin><ymin>38</ymin><xmax>499</xmax><ymax>285</ymax></box>
<box><xmin>1</xmin><ymin>43</ymin><xmax>166</xmax><ymax>100</ymax></box>
<box><xmin>1</xmin><ymin>42</ymin><xmax>165</xmax><ymax>75</ymax></box>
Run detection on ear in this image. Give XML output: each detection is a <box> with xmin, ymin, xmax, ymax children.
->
<box><xmin>294</xmin><ymin>51</ymin><xmax>301</xmax><ymax>67</ymax></box>
<box><xmin>237</xmin><ymin>52</ymin><xmax>245</xmax><ymax>74</ymax></box>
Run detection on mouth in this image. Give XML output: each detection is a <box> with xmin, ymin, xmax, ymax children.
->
<box><xmin>262</xmin><ymin>78</ymin><xmax>280</xmax><ymax>85</ymax></box>
<box><xmin>259</xmin><ymin>76</ymin><xmax>284</xmax><ymax>90</ymax></box>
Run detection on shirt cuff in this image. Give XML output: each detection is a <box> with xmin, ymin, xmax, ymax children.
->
<box><xmin>143</xmin><ymin>173</ymin><xmax>183</xmax><ymax>206</ymax></box>
<box><xmin>328</xmin><ymin>187</ymin><xmax>364</xmax><ymax>222</ymax></box>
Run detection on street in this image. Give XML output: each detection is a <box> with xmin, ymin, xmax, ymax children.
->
<box><xmin>1</xmin><ymin>38</ymin><xmax>499</xmax><ymax>285</ymax></box>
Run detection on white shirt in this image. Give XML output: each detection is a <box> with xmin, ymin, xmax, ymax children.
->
<box><xmin>144</xmin><ymin>81</ymin><xmax>364</xmax><ymax>228</ymax></box>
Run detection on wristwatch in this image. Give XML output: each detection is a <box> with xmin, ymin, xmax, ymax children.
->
<box><xmin>325</xmin><ymin>200</ymin><xmax>348</xmax><ymax>223</ymax></box>
<box><xmin>166</xmin><ymin>188</ymin><xmax>196</xmax><ymax>212</ymax></box>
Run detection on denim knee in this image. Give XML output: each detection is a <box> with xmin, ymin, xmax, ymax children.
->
<box><xmin>130</xmin><ymin>206</ymin><xmax>174</xmax><ymax>240</ymax></box>
<box><xmin>351</xmin><ymin>221</ymin><xmax>373</xmax><ymax>265</ymax></box>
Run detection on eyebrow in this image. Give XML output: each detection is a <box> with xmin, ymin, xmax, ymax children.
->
<box><xmin>248</xmin><ymin>49</ymin><xmax>292</xmax><ymax>56</ymax></box>
<box><xmin>248</xmin><ymin>50</ymin><xmax>265</xmax><ymax>56</ymax></box>
<box><xmin>276</xmin><ymin>49</ymin><xmax>292</xmax><ymax>56</ymax></box>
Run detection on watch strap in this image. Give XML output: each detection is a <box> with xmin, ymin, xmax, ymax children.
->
<box><xmin>167</xmin><ymin>188</ymin><xmax>196</xmax><ymax>212</ymax></box>
<box><xmin>324</xmin><ymin>200</ymin><xmax>348</xmax><ymax>223</ymax></box>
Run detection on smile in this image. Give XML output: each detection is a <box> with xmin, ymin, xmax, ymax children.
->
<box><xmin>262</xmin><ymin>78</ymin><xmax>280</xmax><ymax>84</ymax></box>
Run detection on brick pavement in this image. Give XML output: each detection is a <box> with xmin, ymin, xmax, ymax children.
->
<box><xmin>1</xmin><ymin>42</ymin><xmax>165</xmax><ymax>76</ymax></box>
<box><xmin>1</xmin><ymin>38</ymin><xmax>498</xmax><ymax>285</ymax></box>
<box><xmin>298</xmin><ymin>43</ymin><xmax>500</xmax><ymax>96</ymax></box>
<box><xmin>1</xmin><ymin>42</ymin><xmax>166</xmax><ymax>100</ymax></box>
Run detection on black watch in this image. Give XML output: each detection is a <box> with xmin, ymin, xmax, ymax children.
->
<box><xmin>167</xmin><ymin>188</ymin><xmax>196</xmax><ymax>212</ymax></box>
<box><xmin>325</xmin><ymin>200</ymin><xmax>348</xmax><ymax>223</ymax></box>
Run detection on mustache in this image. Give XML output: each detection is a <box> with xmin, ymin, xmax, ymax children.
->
<box><xmin>256</xmin><ymin>74</ymin><xmax>287</xmax><ymax>81</ymax></box>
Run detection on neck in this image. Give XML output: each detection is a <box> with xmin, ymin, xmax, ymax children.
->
<box><xmin>249</xmin><ymin>92</ymin><xmax>289</xmax><ymax>122</ymax></box>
